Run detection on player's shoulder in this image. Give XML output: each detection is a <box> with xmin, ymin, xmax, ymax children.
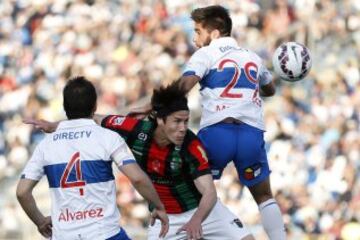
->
<box><xmin>183</xmin><ymin>129</ymin><xmax>200</xmax><ymax>144</ymax></box>
<box><xmin>192</xmin><ymin>46</ymin><xmax>211</xmax><ymax>60</ymax></box>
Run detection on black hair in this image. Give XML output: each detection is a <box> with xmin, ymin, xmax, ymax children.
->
<box><xmin>63</xmin><ymin>76</ymin><xmax>97</xmax><ymax>119</ymax></box>
<box><xmin>150</xmin><ymin>81</ymin><xmax>188</xmax><ymax>121</ymax></box>
<box><xmin>191</xmin><ymin>5</ymin><xmax>232</xmax><ymax>36</ymax></box>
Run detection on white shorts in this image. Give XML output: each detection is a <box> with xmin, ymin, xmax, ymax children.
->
<box><xmin>148</xmin><ymin>200</ymin><xmax>251</xmax><ymax>240</ymax></box>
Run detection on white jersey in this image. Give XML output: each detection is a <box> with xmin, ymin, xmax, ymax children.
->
<box><xmin>183</xmin><ymin>37</ymin><xmax>272</xmax><ymax>130</ymax></box>
<box><xmin>21</xmin><ymin>119</ymin><xmax>136</xmax><ymax>240</ymax></box>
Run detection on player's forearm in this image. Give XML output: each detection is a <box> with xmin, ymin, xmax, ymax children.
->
<box><xmin>17</xmin><ymin>192</ymin><xmax>46</xmax><ymax>227</ymax></box>
<box><xmin>132</xmin><ymin>176</ymin><xmax>165</xmax><ymax>211</ymax></box>
<box><xmin>191</xmin><ymin>188</ymin><xmax>217</xmax><ymax>223</ymax></box>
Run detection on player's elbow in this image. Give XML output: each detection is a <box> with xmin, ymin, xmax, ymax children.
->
<box><xmin>129</xmin><ymin>173</ymin><xmax>149</xmax><ymax>187</ymax></box>
<box><xmin>16</xmin><ymin>184</ymin><xmax>30</xmax><ymax>201</ymax></box>
<box><xmin>203</xmin><ymin>187</ymin><xmax>217</xmax><ymax>206</ymax></box>
<box><xmin>260</xmin><ymin>84</ymin><xmax>276</xmax><ymax>97</ymax></box>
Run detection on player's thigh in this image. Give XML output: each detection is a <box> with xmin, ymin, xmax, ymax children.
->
<box><xmin>202</xmin><ymin>201</ymin><xmax>253</xmax><ymax>240</ymax></box>
<box><xmin>233</xmin><ymin>123</ymin><xmax>270</xmax><ymax>187</ymax></box>
<box><xmin>148</xmin><ymin>211</ymin><xmax>193</xmax><ymax>240</ymax></box>
<box><xmin>198</xmin><ymin>123</ymin><xmax>237</xmax><ymax>173</ymax></box>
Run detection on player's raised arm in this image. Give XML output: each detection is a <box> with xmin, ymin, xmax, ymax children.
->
<box><xmin>177</xmin><ymin>75</ymin><xmax>201</xmax><ymax>94</ymax></box>
<box><xmin>259</xmin><ymin>65</ymin><xmax>276</xmax><ymax>97</ymax></box>
<box><xmin>24</xmin><ymin>114</ymin><xmax>110</xmax><ymax>132</ymax></box>
<box><xmin>23</xmin><ymin>118</ymin><xmax>59</xmax><ymax>133</ymax></box>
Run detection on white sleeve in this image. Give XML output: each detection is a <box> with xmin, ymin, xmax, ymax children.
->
<box><xmin>109</xmin><ymin>133</ymin><xmax>136</xmax><ymax>168</ymax></box>
<box><xmin>259</xmin><ymin>64</ymin><xmax>273</xmax><ymax>86</ymax></box>
<box><xmin>183</xmin><ymin>49</ymin><xmax>211</xmax><ymax>79</ymax></box>
<box><xmin>21</xmin><ymin>144</ymin><xmax>45</xmax><ymax>181</ymax></box>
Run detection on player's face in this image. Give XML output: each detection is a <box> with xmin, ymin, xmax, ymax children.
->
<box><xmin>159</xmin><ymin>110</ymin><xmax>189</xmax><ymax>146</ymax></box>
<box><xmin>193</xmin><ymin>22</ymin><xmax>212</xmax><ymax>48</ymax></box>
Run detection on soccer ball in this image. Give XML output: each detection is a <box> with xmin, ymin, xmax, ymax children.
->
<box><xmin>272</xmin><ymin>42</ymin><xmax>312</xmax><ymax>82</ymax></box>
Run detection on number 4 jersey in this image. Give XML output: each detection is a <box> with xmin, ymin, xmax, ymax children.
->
<box><xmin>183</xmin><ymin>37</ymin><xmax>273</xmax><ymax>131</ymax></box>
<box><xmin>21</xmin><ymin>119</ymin><xmax>136</xmax><ymax>240</ymax></box>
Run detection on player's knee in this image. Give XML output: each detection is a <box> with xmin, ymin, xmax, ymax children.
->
<box><xmin>254</xmin><ymin>193</ymin><xmax>273</xmax><ymax>205</ymax></box>
<box><xmin>248</xmin><ymin>179</ymin><xmax>273</xmax><ymax>204</ymax></box>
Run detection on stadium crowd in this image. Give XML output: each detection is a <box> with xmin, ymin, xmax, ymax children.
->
<box><xmin>0</xmin><ymin>0</ymin><xmax>359</xmax><ymax>239</ymax></box>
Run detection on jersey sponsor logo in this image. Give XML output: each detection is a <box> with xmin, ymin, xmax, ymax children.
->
<box><xmin>243</xmin><ymin>164</ymin><xmax>261</xmax><ymax>180</ymax></box>
<box><xmin>58</xmin><ymin>208</ymin><xmax>104</xmax><ymax>222</ymax></box>
<box><xmin>216</xmin><ymin>104</ymin><xmax>228</xmax><ymax>112</ymax></box>
<box><xmin>219</xmin><ymin>45</ymin><xmax>236</xmax><ymax>53</ymax></box>
<box><xmin>137</xmin><ymin>132</ymin><xmax>148</xmax><ymax>141</ymax></box>
<box><xmin>231</xmin><ymin>218</ymin><xmax>243</xmax><ymax>228</ymax></box>
<box><xmin>113</xmin><ymin>116</ymin><xmax>125</xmax><ymax>125</ymax></box>
<box><xmin>151</xmin><ymin>159</ymin><xmax>161</xmax><ymax>173</ymax></box>
<box><xmin>53</xmin><ymin>131</ymin><xmax>92</xmax><ymax>141</ymax></box>
<box><xmin>170</xmin><ymin>159</ymin><xmax>182</xmax><ymax>170</ymax></box>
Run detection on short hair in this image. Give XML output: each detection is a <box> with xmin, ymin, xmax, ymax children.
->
<box><xmin>150</xmin><ymin>81</ymin><xmax>188</xmax><ymax>121</ymax></box>
<box><xmin>63</xmin><ymin>76</ymin><xmax>97</xmax><ymax>119</ymax></box>
<box><xmin>191</xmin><ymin>5</ymin><xmax>232</xmax><ymax>36</ymax></box>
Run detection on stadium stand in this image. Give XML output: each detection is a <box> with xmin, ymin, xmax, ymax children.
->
<box><xmin>0</xmin><ymin>0</ymin><xmax>359</xmax><ymax>239</ymax></box>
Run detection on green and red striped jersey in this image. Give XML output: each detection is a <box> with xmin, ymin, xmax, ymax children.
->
<box><xmin>101</xmin><ymin>115</ymin><xmax>211</xmax><ymax>214</ymax></box>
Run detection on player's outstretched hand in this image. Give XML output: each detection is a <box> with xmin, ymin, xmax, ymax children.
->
<box><xmin>23</xmin><ymin>118</ymin><xmax>58</xmax><ymax>133</ymax></box>
<box><xmin>176</xmin><ymin>217</ymin><xmax>203</xmax><ymax>240</ymax></box>
<box><xmin>150</xmin><ymin>208</ymin><xmax>169</xmax><ymax>238</ymax></box>
<box><xmin>37</xmin><ymin>216</ymin><xmax>52</xmax><ymax>238</ymax></box>
<box><xmin>127</xmin><ymin>104</ymin><xmax>152</xmax><ymax>120</ymax></box>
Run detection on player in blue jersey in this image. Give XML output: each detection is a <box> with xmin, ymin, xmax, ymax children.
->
<box><xmin>131</xmin><ymin>5</ymin><xmax>286</xmax><ymax>240</ymax></box>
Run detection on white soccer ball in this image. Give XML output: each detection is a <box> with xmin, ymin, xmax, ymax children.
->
<box><xmin>272</xmin><ymin>42</ymin><xmax>312</xmax><ymax>82</ymax></box>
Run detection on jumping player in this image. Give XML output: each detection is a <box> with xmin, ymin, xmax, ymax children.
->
<box><xmin>130</xmin><ymin>5</ymin><xmax>286</xmax><ymax>240</ymax></box>
<box><xmin>178</xmin><ymin>5</ymin><xmax>286</xmax><ymax>240</ymax></box>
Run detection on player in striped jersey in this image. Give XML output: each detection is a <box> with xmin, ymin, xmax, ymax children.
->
<box><xmin>17</xmin><ymin>77</ymin><xmax>168</xmax><ymax>240</ymax></box>
<box><xmin>25</xmin><ymin>81</ymin><xmax>254</xmax><ymax>240</ymax></box>
<box><xmin>130</xmin><ymin>5</ymin><xmax>286</xmax><ymax>240</ymax></box>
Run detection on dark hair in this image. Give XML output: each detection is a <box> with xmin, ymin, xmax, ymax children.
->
<box><xmin>191</xmin><ymin>5</ymin><xmax>232</xmax><ymax>36</ymax></box>
<box><xmin>63</xmin><ymin>76</ymin><xmax>97</xmax><ymax>119</ymax></box>
<box><xmin>150</xmin><ymin>81</ymin><xmax>188</xmax><ymax>121</ymax></box>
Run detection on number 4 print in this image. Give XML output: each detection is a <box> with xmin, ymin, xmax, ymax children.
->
<box><xmin>60</xmin><ymin>152</ymin><xmax>86</xmax><ymax>196</ymax></box>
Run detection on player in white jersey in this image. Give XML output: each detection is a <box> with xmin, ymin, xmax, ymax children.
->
<box><xmin>16</xmin><ymin>77</ymin><xmax>169</xmax><ymax>240</ymax></box>
<box><xmin>177</xmin><ymin>5</ymin><xmax>286</xmax><ymax>240</ymax></box>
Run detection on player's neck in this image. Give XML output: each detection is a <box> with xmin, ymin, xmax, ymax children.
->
<box><xmin>153</xmin><ymin>127</ymin><xmax>171</xmax><ymax>147</ymax></box>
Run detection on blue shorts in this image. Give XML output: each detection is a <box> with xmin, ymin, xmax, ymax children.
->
<box><xmin>198</xmin><ymin>122</ymin><xmax>270</xmax><ymax>187</ymax></box>
<box><xmin>106</xmin><ymin>228</ymin><xmax>131</xmax><ymax>240</ymax></box>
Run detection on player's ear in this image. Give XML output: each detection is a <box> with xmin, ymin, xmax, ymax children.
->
<box><xmin>92</xmin><ymin>103</ymin><xmax>97</xmax><ymax>116</ymax></box>
<box><xmin>210</xmin><ymin>29</ymin><xmax>221</xmax><ymax>40</ymax></box>
<box><xmin>156</xmin><ymin>117</ymin><xmax>164</xmax><ymax>127</ymax></box>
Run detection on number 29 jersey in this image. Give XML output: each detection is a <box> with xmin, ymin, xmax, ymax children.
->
<box><xmin>183</xmin><ymin>37</ymin><xmax>272</xmax><ymax>131</ymax></box>
<box><xmin>20</xmin><ymin>119</ymin><xmax>136</xmax><ymax>240</ymax></box>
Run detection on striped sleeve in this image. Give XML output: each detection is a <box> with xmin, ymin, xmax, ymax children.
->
<box><xmin>183</xmin><ymin>131</ymin><xmax>211</xmax><ymax>179</ymax></box>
